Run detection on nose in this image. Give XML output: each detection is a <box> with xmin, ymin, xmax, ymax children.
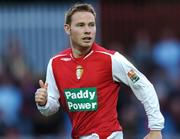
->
<box><xmin>84</xmin><ymin>26</ymin><xmax>91</xmax><ymax>35</ymax></box>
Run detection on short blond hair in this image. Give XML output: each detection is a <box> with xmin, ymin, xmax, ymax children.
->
<box><xmin>65</xmin><ymin>3</ymin><xmax>96</xmax><ymax>25</ymax></box>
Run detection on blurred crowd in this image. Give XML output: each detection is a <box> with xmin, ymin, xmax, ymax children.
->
<box><xmin>0</xmin><ymin>38</ymin><xmax>66</xmax><ymax>138</ymax></box>
<box><xmin>0</xmin><ymin>27</ymin><xmax>180</xmax><ymax>139</ymax></box>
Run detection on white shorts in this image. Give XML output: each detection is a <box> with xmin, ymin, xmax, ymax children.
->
<box><xmin>80</xmin><ymin>131</ymin><xmax>123</xmax><ymax>139</ymax></box>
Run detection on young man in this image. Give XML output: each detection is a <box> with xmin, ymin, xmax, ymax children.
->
<box><xmin>35</xmin><ymin>3</ymin><xmax>164</xmax><ymax>139</ymax></box>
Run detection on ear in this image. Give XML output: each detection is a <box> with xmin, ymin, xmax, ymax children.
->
<box><xmin>64</xmin><ymin>24</ymin><xmax>70</xmax><ymax>35</ymax></box>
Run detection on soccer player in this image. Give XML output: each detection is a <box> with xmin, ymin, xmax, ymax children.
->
<box><xmin>35</xmin><ymin>3</ymin><xmax>164</xmax><ymax>139</ymax></box>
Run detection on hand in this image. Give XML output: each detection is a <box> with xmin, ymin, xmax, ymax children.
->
<box><xmin>144</xmin><ymin>130</ymin><xmax>162</xmax><ymax>139</ymax></box>
<box><xmin>35</xmin><ymin>80</ymin><xmax>48</xmax><ymax>106</ymax></box>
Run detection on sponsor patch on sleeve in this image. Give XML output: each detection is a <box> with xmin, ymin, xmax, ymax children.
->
<box><xmin>127</xmin><ymin>69</ymin><xmax>140</xmax><ymax>83</ymax></box>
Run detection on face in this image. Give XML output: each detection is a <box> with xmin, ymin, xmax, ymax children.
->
<box><xmin>65</xmin><ymin>11</ymin><xmax>96</xmax><ymax>49</ymax></box>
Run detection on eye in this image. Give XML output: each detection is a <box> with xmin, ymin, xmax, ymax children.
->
<box><xmin>89</xmin><ymin>22</ymin><xmax>95</xmax><ymax>27</ymax></box>
<box><xmin>76</xmin><ymin>23</ymin><xmax>84</xmax><ymax>27</ymax></box>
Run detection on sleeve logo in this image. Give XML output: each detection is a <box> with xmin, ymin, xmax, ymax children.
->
<box><xmin>127</xmin><ymin>69</ymin><xmax>140</xmax><ymax>83</ymax></box>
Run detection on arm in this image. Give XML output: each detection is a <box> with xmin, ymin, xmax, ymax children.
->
<box><xmin>111</xmin><ymin>52</ymin><xmax>164</xmax><ymax>136</ymax></box>
<box><xmin>36</xmin><ymin>58</ymin><xmax>60</xmax><ymax>116</ymax></box>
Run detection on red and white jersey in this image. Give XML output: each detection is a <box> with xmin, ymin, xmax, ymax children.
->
<box><xmin>37</xmin><ymin>43</ymin><xmax>164</xmax><ymax>138</ymax></box>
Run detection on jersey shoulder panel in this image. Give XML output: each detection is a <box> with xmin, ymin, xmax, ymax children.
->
<box><xmin>93</xmin><ymin>43</ymin><xmax>116</xmax><ymax>55</ymax></box>
<box><xmin>51</xmin><ymin>48</ymin><xmax>71</xmax><ymax>61</ymax></box>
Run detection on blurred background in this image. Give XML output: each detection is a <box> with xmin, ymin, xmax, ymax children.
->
<box><xmin>0</xmin><ymin>0</ymin><xmax>180</xmax><ymax>139</ymax></box>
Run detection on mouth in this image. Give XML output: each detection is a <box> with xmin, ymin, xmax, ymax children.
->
<box><xmin>82</xmin><ymin>37</ymin><xmax>92</xmax><ymax>41</ymax></box>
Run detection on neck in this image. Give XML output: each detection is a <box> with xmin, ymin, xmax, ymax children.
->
<box><xmin>72</xmin><ymin>46</ymin><xmax>92</xmax><ymax>58</ymax></box>
<box><xmin>71</xmin><ymin>43</ymin><xmax>92</xmax><ymax>58</ymax></box>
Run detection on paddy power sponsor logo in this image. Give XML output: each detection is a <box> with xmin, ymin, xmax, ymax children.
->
<box><xmin>64</xmin><ymin>88</ymin><xmax>98</xmax><ymax>112</ymax></box>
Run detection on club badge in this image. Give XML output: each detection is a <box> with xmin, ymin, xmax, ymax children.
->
<box><xmin>76</xmin><ymin>65</ymin><xmax>84</xmax><ymax>80</ymax></box>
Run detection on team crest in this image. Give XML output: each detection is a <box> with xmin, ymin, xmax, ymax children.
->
<box><xmin>76</xmin><ymin>65</ymin><xmax>84</xmax><ymax>80</ymax></box>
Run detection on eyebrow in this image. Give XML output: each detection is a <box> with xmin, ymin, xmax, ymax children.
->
<box><xmin>76</xmin><ymin>21</ymin><xmax>95</xmax><ymax>24</ymax></box>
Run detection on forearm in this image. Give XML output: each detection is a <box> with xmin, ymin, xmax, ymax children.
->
<box><xmin>142</xmin><ymin>86</ymin><xmax>164</xmax><ymax>130</ymax></box>
<box><xmin>131</xmin><ymin>80</ymin><xmax>164</xmax><ymax>130</ymax></box>
<box><xmin>37</xmin><ymin>96</ymin><xmax>60</xmax><ymax>116</ymax></box>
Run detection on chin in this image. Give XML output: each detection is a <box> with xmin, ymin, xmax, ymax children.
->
<box><xmin>81</xmin><ymin>42</ymin><xmax>93</xmax><ymax>48</ymax></box>
<box><xmin>83</xmin><ymin>44</ymin><xmax>92</xmax><ymax>48</ymax></box>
